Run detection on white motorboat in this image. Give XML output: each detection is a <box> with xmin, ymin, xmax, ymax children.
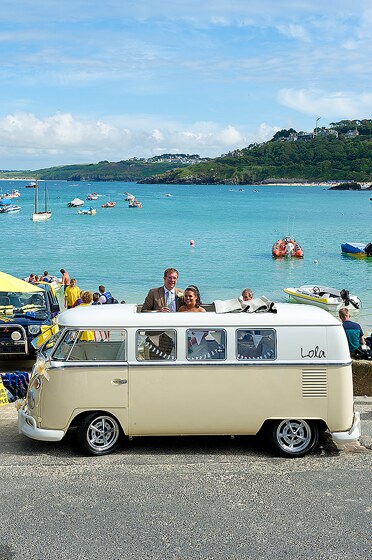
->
<box><xmin>0</xmin><ymin>203</ymin><xmax>21</xmax><ymax>213</ymax></box>
<box><xmin>67</xmin><ymin>198</ymin><xmax>84</xmax><ymax>207</ymax></box>
<box><xmin>284</xmin><ymin>285</ymin><xmax>361</xmax><ymax>312</ymax></box>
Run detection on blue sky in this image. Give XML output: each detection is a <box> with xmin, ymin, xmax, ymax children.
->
<box><xmin>0</xmin><ymin>0</ymin><xmax>371</xmax><ymax>170</ymax></box>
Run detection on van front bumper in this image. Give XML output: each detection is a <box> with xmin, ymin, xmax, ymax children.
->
<box><xmin>18</xmin><ymin>405</ymin><xmax>65</xmax><ymax>442</ymax></box>
<box><xmin>331</xmin><ymin>411</ymin><xmax>361</xmax><ymax>444</ymax></box>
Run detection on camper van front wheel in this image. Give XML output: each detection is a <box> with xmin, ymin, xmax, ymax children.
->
<box><xmin>270</xmin><ymin>419</ymin><xmax>319</xmax><ymax>457</ymax></box>
<box><xmin>77</xmin><ymin>413</ymin><xmax>121</xmax><ymax>455</ymax></box>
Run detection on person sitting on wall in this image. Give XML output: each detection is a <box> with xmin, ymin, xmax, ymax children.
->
<box><xmin>338</xmin><ymin>308</ymin><xmax>367</xmax><ymax>358</ymax></box>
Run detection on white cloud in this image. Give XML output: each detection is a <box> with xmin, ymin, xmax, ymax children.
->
<box><xmin>276</xmin><ymin>24</ymin><xmax>311</xmax><ymax>42</ymax></box>
<box><xmin>216</xmin><ymin>125</ymin><xmax>244</xmax><ymax>146</ymax></box>
<box><xmin>151</xmin><ymin>129</ymin><xmax>164</xmax><ymax>142</ymax></box>
<box><xmin>0</xmin><ymin>112</ymin><xmax>255</xmax><ymax>167</ymax></box>
<box><xmin>256</xmin><ymin>123</ymin><xmax>280</xmax><ymax>142</ymax></box>
<box><xmin>277</xmin><ymin>88</ymin><xmax>372</xmax><ymax>119</ymax></box>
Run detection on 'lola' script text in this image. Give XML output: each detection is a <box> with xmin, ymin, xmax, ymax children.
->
<box><xmin>301</xmin><ymin>346</ymin><xmax>326</xmax><ymax>359</ymax></box>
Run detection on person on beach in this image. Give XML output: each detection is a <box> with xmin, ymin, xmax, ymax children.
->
<box><xmin>64</xmin><ymin>278</ymin><xmax>80</xmax><ymax>309</ymax></box>
<box><xmin>79</xmin><ymin>291</ymin><xmax>95</xmax><ymax>341</ymax></box>
<box><xmin>178</xmin><ymin>285</ymin><xmax>206</xmax><ymax>313</ymax></box>
<box><xmin>98</xmin><ymin>285</ymin><xmax>113</xmax><ymax>304</ymax></box>
<box><xmin>41</xmin><ymin>271</ymin><xmax>51</xmax><ymax>283</ymax></box>
<box><xmin>60</xmin><ymin>269</ymin><xmax>70</xmax><ymax>291</ymax></box>
<box><xmin>26</xmin><ymin>273</ymin><xmax>35</xmax><ymax>283</ymax></box>
<box><xmin>338</xmin><ymin>308</ymin><xmax>366</xmax><ymax>358</ymax></box>
<box><xmin>241</xmin><ymin>288</ymin><xmax>254</xmax><ymax>301</ymax></box>
<box><xmin>72</xmin><ymin>290</ymin><xmax>84</xmax><ymax>308</ymax></box>
<box><xmin>141</xmin><ymin>268</ymin><xmax>183</xmax><ymax>312</ymax></box>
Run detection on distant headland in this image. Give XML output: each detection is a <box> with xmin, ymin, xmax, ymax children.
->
<box><xmin>1</xmin><ymin>119</ymin><xmax>372</xmax><ymax>185</ymax></box>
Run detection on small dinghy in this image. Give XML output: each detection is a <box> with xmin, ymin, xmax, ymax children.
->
<box><xmin>284</xmin><ymin>285</ymin><xmax>361</xmax><ymax>312</ymax></box>
<box><xmin>341</xmin><ymin>242</ymin><xmax>372</xmax><ymax>258</ymax></box>
<box><xmin>272</xmin><ymin>237</ymin><xmax>303</xmax><ymax>258</ymax></box>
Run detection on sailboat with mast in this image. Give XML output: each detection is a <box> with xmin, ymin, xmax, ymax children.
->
<box><xmin>32</xmin><ymin>180</ymin><xmax>52</xmax><ymax>222</ymax></box>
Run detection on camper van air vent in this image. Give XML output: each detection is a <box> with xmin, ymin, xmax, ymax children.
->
<box><xmin>301</xmin><ymin>369</ymin><xmax>327</xmax><ymax>398</ymax></box>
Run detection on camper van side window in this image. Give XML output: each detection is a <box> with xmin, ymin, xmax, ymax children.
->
<box><xmin>236</xmin><ymin>329</ymin><xmax>276</xmax><ymax>360</ymax></box>
<box><xmin>136</xmin><ymin>330</ymin><xmax>176</xmax><ymax>361</ymax></box>
<box><xmin>53</xmin><ymin>330</ymin><xmax>127</xmax><ymax>362</ymax></box>
<box><xmin>186</xmin><ymin>329</ymin><xmax>226</xmax><ymax>361</ymax></box>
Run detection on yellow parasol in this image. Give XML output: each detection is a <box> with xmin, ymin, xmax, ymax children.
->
<box><xmin>0</xmin><ymin>272</ymin><xmax>43</xmax><ymax>293</ymax></box>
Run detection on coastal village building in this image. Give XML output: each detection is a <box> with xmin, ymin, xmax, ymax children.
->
<box><xmin>344</xmin><ymin>129</ymin><xmax>359</xmax><ymax>138</ymax></box>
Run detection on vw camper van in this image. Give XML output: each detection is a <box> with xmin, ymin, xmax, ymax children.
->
<box><xmin>18</xmin><ymin>301</ymin><xmax>360</xmax><ymax>457</ymax></box>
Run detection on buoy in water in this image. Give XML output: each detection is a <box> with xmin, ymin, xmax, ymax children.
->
<box><xmin>190</xmin><ymin>239</ymin><xmax>195</xmax><ymax>246</ymax></box>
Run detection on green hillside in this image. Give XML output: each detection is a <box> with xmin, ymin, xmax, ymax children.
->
<box><xmin>1</xmin><ymin>120</ymin><xmax>371</xmax><ymax>184</ymax></box>
<box><xmin>32</xmin><ymin>159</ymin><xmax>189</xmax><ymax>181</ymax></box>
<box><xmin>0</xmin><ymin>155</ymin><xmax>205</xmax><ymax>181</ymax></box>
<box><xmin>140</xmin><ymin>120</ymin><xmax>372</xmax><ymax>184</ymax></box>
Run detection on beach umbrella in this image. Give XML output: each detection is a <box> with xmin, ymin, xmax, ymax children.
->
<box><xmin>0</xmin><ymin>272</ymin><xmax>43</xmax><ymax>293</ymax></box>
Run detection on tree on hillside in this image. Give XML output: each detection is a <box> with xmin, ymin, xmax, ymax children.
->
<box><xmin>271</xmin><ymin>128</ymin><xmax>297</xmax><ymax>141</ymax></box>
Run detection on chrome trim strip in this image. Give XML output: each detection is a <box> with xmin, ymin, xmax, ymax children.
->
<box><xmin>48</xmin><ymin>360</ymin><xmax>352</xmax><ymax>368</ymax></box>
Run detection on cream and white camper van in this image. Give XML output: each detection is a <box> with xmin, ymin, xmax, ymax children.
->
<box><xmin>18</xmin><ymin>301</ymin><xmax>360</xmax><ymax>457</ymax></box>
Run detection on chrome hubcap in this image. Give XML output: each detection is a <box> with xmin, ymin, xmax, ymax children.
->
<box><xmin>276</xmin><ymin>419</ymin><xmax>312</xmax><ymax>453</ymax></box>
<box><xmin>87</xmin><ymin>416</ymin><xmax>119</xmax><ymax>452</ymax></box>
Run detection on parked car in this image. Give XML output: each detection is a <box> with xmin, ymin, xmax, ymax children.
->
<box><xmin>0</xmin><ymin>280</ymin><xmax>60</xmax><ymax>358</ymax></box>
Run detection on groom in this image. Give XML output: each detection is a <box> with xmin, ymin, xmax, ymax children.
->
<box><xmin>141</xmin><ymin>268</ymin><xmax>183</xmax><ymax>312</ymax></box>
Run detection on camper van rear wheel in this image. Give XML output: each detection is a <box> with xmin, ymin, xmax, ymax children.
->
<box><xmin>77</xmin><ymin>413</ymin><xmax>121</xmax><ymax>455</ymax></box>
<box><xmin>270</xmin><ymin>419</ymin><xmax>319</xmax><ymax>457</ymax></box>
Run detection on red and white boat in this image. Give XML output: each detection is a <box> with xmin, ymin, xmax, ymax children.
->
<box><xmin>128</xmin><ymin>199</ymin><xmax>142</xmax><ymax>208</ymax></box>
<box><xmin>2</xmin><ymin>189</ymin><xmax>20</xmax><ymax>198</ymax></box>
<box><xmin>87</xmin><ymin>192</ymin><xmax>98</xmax><ymax>200</ymax></box>
<box><xmin>272</xmin><ymin>237</ymin><xmax>303</xmax><ymax>258</ymax></box>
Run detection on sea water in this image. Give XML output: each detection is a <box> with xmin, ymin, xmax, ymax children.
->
<box><xmin>1</xmin><ymin>180</ymin><xmax>371</xmax><ymax>331</ymax></box>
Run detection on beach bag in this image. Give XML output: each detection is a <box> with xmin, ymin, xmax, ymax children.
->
<box><xmin>353</xmin><ymin>346</ymin><xmax>372</xmax><ymax>361</ymax></box>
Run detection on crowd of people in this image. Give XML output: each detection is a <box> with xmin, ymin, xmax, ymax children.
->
<box><xmin>24</xmin><ymin>271</ymin><xmax>57</xmax><ymax>284</ymax></box>
<box><xmin>25</xmin><ymin>266</ymin><xmax>253</xmax><ymax>315</ymax></box>
<box><xmin>25</xmin><ymin>268</ymin><xmax>119</xmax><ymax>310</ymax></box>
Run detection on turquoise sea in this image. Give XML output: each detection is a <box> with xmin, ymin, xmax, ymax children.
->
<box><xmin>1</xmin><ymin>179</ymin><xmax>371</xmax><ymax>331</ymax></box>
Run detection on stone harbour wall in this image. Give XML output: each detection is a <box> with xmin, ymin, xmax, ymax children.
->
<box><xmin>353</xmin><ymin>360</ymin><xmax>372</xmax><ymax>396</ymax></box>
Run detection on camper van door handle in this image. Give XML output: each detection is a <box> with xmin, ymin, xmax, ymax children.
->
<box><xmin>112</xmin><ymin>378</ymin><xmax>127</xmax><ymax>385</ymax></box>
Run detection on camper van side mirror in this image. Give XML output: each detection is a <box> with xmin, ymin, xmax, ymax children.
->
<box><xmin>51</xmin><ymin>303</ymin><xmax>60</xmax><ymax>313</ymax></box>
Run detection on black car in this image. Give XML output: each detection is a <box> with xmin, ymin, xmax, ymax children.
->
<box><xmin>0</xmin><ymin>283</ymin><xmax>60</xmax><ymax>358</ymax></box>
